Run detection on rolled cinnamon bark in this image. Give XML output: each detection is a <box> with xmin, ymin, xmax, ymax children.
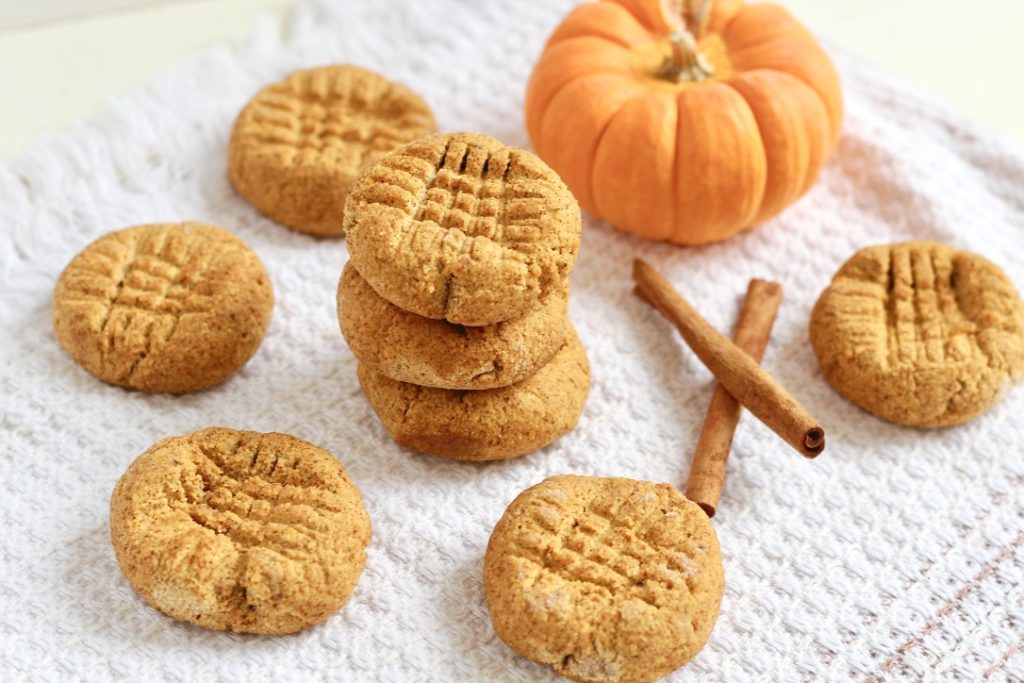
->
<box><xmin>633</xmin><ymin>259</ymin><xmax>825</xmax><ymax>459</ymax></box>
<box><xmin>685</xmin><ymin>279</ymin><xmax>783</xmax><ymax>517</ymax></box>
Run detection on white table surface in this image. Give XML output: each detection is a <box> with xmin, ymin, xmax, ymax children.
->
<box><xmin>1</xmin><ymin>0</ymin><xmax>1022</xmax><ymax>160</ymax></box>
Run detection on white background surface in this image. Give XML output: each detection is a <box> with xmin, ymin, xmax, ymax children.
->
<box><xmin>0</xmin><ymin>0</ymin><xmax>163</xmax><ymax>30</ymax></box>
<box><xmin>1</xmin><ymin>0</ymin><xmax>1023</xmax><ymax>159</ymax></box>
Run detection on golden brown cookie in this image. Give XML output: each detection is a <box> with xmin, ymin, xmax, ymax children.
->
<box><xmin>358</xmin><ymin>325</ymin><xmax>589</xmax><ymax>460</ymax></box>
<box><xmin>228</xmin><ymin>64</ymin><xmax>435</xmax><ymax>236</ymax></box>
<box><xmin>338</xmin><ymin>261</ymin><xmax>568</xmax><ymax>390</ymax></box>
<box><xmin>110</xmin><ymin>427</ymin><xmax>372</xmax><ymax>635</ymax></box>
<box><xmin>484</xmin><ymin>475</ymin><xmax>724</xmax><ymax>683</ymax></box>
<box><xmin>344</xmin><ymin>132</ymin><xmax>581</xmax><ymax>325</ymax></box>
<box><xmin>810</xmin><ymin>241</ymin><xmax>1024</xmax><ymax>427</ymax></box>
<box><xmin>53</xmin><ymin>222</ymin><xmax>273</xmax><ymax>393</ymax></box>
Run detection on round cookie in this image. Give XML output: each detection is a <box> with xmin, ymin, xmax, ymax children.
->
<box><xmin>53</xmin><ymin>222</ymin><xmax>273</xmax><ymax>394</ymax></box>
<box><xmin>358</xmin><ymin>326</ymin><xmax>589</xmax><ymax>461</ymax></box>
<box><xmin>338</xmin><ymin>261</ymin><xmax>568</xmax><ymax>390</ymax></box>
<box><xmin>228</xmin><ymin>64</ymin><xmax>435</xmax><ymax>236</ymax></box>
<box><xmin>810</xmin><ymin>241</ymin><xmax>1024</xmax><ymax>427</ymax></box>
<box><xmin>110</xmin><ymin>427</ymin><xmax>372</xmax><ymax>635</ymax></box>
<box><xmin>484</xmin><ymin>475</ymin><xmax>724</xmax><ymax>683</ymax></box>
<box><xmin>344</xmin><ymin>132</ymin><xmax>581</xmax><ymax>325</ymax></box>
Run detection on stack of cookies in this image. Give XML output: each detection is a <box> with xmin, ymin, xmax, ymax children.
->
<box><xmin>338</xmin><ymin>132</ymin><xmax>589</xmax><ymax>461</ymax></box>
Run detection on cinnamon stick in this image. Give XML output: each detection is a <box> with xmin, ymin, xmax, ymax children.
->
<box><xmin>685</xmin><ymin>279</ymin><xmax>783</xmax><ymax>517</ymax></box>
<box><xmin>633</xmin><ymin>258</ymin><xmax>825</xmax><ymax>459</ymax></box>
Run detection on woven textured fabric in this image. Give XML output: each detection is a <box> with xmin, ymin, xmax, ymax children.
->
<box><xmin>1</xmin><ymin>1</ymin><xmax>1022</xmax><ymax>680</ymax></box>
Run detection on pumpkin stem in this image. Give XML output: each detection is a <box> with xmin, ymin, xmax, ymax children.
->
<box><xmin>659</xmin><ymin>30</ymin><xmax>715</xmax><ymax>83</ymax></box>
<box><xmin>658</xmin><ymin>0</ymin><xmax>715</xmax><ymax>82</ymax></box>
<box><xmin>681</xmin><ymin>0</ymin><xmax>711</xmax><ymax>38</ymax></box>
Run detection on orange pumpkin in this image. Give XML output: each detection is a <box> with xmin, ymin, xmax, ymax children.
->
<box><xmin>525</xmin><ymin>0</ymin><xmax>843</xmax><ymax>245</ymax></box>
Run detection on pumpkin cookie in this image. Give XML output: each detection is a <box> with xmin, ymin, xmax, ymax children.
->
<box><xmin>338</xmin><ymin>262</ymin><xmax>568</xmax><ymax>390</ymax></box>
<box><xmin>228</xmin><ymin>64</ymin><xmax>435</xmax><ymax>236</ymax></box>
<box><xmin>53</xmin><ymin>222</ymin><xmax>273</xmax><ymax>393</ymax></box>
<box><xmin>484</xmin><ymin>475</ymin><xmax>724</xmax><ymax>683</ymax></box>
<box><xmin>810</xmin><ymin>241</ymin><xmax>1024</xmax><ymax>427</ymax></box>
<box><xmin>110</xmin><ymin>427</ymin><xmax>372</xmax><ymax>635</ymax></box>
<box><xmin>344</xmin><ymin>132</ymin><xmax>581</xmax><ymax>325</ymax></box>
<box><xmin>358</xmin><ymin>326</ymin><xmax>589</xmax><ymax>460</ymax></box>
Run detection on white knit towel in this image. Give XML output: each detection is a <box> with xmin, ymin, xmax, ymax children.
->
<box><xmin>1</xmin><ymin>1</ymin><xmax>1022</xmax><ymax>681</ymax></box>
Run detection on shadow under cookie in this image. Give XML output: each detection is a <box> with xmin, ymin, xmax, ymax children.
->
<box><xmin>358</xmin><ymin>326</ymin><xmax>589</xmax><ymax>461</ymax></box>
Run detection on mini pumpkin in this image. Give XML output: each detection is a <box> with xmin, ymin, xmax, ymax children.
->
<box><xmin>525</xmin><ymin>0</ymin><xmax>843</xmax><ymax>245</ymax></box>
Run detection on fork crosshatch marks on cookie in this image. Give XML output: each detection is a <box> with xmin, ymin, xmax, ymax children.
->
<box><xmin>249</xmin><ymin>66</ymin><xmax>432</xmax><ymax>164</ymax></box>
<box><xmin>810</xmin><ymin>241</ymin><xmax>1024</xmax><ymax>427</ymax></box>
<box><xmin>344</xmin><ymin>132</ymin><xmax>582</xmax><ymax>325</ymax></box>
<box><xmin>228</xmin><ymin>65</ymin><xmax>436</xmax><ymax>236</ymax></box>
<box><xmin>110</xmin><ymin>428</ymin><xmax>371</xmax><ymax>635</ymax></box>
<box><xmin>484</xmin><ymin>476</ymin><xmax>724</xmax><ymax>683</ymax></box>
<box><xmin>53</xmin><ymin>223</ymin><xmax>274</xmax><ymax>393</ymax></box>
